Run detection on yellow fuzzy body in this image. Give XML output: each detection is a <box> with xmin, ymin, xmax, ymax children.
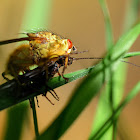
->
<box><xmin>4</xmin><ymin>44</ymin><xmax>34</xmax><ymax>78</ymax></box>
<box><xmin>3</xmin><ymin>31</ymin><xmax>74</xmax><ymax>80</ymax></box>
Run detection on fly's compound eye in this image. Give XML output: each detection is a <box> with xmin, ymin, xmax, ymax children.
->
<box><xmin>67</xmin><ymin>39</ymin><xmax>73</xmax><ymax>49</ymax></box>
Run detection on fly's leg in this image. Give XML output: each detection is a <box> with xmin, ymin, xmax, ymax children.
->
<box><xmin>61</xmin><ymin>56</ymin><xmax>69</xmax><ymax>82</ymax></box>
<box><xmin>12</xmin><ymin>71</ymin><xmax>22</xmax><ymax>85</ymax></box>
<box><xmin>41</xmin><ymin>63</ymin><xmax>60</xmax><ymax>105</ymax></box>
<box><xmin>48</xmin><ymin>89</ymin><xmax>59</xmax><ymax>101</ymax></box>
<box><xmin>42</xmin><ymin>89</ymin><xmax>59</xmax><ymax>105</ymax></box>
<box><xmin>29</xmin><ymin>99</ymin><xmax>32</xmax><ymax>108</ymax></box>
<box><xmin>2</xmin><ymin>67</ymin><xmax>21</xmax><ymax>85</ymax></box>
<box><xmin>29</xmin><ymin>97</ymin><xmax>39</xmax><ymax>108</ymax></box>
<box><xmin>36</xmin><ymin>96</ymin><xmax>40</xmax><ymax>107</ymax></box>
<box><xmin>2</xmin><ymin>72</ymin><xmax>9</xmax><ymax>81</ymax></box>
<box><xmin>42</xmin><ymin>93</ymin><xmax>54</xmax><ymax>105</ymax></box>
<box><xmin>58</xmin><ymin>70</ymin><xmax>62</xmax><ymax>81</ymax></box>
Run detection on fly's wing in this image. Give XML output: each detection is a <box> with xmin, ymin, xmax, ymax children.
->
<box><xmin>0</xmin><ymin>30</ymin><xmax>65</xmax><ymax>46</ymax></box>
<box><xmin>0</xmin><ymin>34</ymin><xmax>47</xmax><ymax>46</ymax></box>
<box><xmin>28</xmin><ymin>31</ymin><xmax>62</xmax><ymax>41</ymax></box>
<box><xmin>0</xmin><ymin>37</ymin><xmax>31</xmax><ymax>46</ymax></box>
<box><xmin>7</xmin><ymin>44</ymin><xmax>34</xmax><ymax>67</ymax></box>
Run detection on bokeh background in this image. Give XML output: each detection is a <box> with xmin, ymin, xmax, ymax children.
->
<box><xmin>0</xmin><ymin>0</ymin><xmax>140</xmax><ymax>140</ymax></box>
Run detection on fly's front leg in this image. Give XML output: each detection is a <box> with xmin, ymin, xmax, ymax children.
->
<box><xmin>62</xmin><ymin>56</ymin><xmax>69</xmax><ymax>82</ymax></box>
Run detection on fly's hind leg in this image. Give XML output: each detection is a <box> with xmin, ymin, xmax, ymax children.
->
<box><xmin>36</xmin><ymin>96</ymin><xmax>40</xmax><ymax>107</ymax></box>
<box><xmin>41</xmin><ymin>64</ymin><xmax>58</xmax><ymax>105</ymax></box>
<box><xmin>2</xmin><ymin>70</ymin><xmax>20</xmax><ymax>84</ymax></box>
<box><xmin>2</xmin><ymin>72</ymin><xmax>10</xmax><ymax>81</ymax></box>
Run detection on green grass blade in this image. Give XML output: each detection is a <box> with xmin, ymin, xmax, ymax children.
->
<box><xmin>89</xmin><ymin>81</ymin><xmax>140</xmax><ymax>140</ymax></box>
<box><xmin>123</xmin><ymin>51</ymin><xmax>140</xmax><ymax>58</ymax></box>
<box><xmin>3</xmin><ymin>102</ymin><xmax>29</xmax><ymax>140</ymax></box>
<box><xmin>0</xmin><ymin>52</ymin><xmax>138</xmax><ymax>111</ymax></box>
<box><xmin>0</xmin><ymin>66</ymin><xmax>95</xmax><ymax>111</ymax></box>
<box><xmin>90</xmin><ymin>0</ymin><xmax>140</xmax><ymax>139</ymax></box>
<box><xmin>91</xmin><ymin>1</ymin><xmax>118</xmax><ymax>139</ymax></box>
<box><xmin>89</xmin><ymin>62</ymin><xmax>126</xmax><ymax>140</ymax></box>
<box><xmin>21</xmin><ymin>0</ymin><xmax>52</xmax><ymax>30</ymax></box>
<box><xmin>123</xmin><ymin>0</ymin><xmax>140</xmax><ymax>32</ymax></box>
<box><xmin>30</xmin><ymin>97</ymin><xmax>39</xmax><ymax>137</ymax></box>
<box><xmin>98</xmin><ymin>0</ymin><xmax>114</xmax><ymax>49</ymax></box>
<box><xmin>108</xmin><ymin>24</ymin><xmax>140</xmax><ymax>60</ymax></box>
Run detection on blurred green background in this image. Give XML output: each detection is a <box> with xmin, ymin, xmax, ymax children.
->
<box><xmin>0</xmin><ymin>0</ymin><xmax>140</xmax><ymax>140</ymax></box>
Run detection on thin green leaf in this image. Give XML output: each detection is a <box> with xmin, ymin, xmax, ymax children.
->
<box><xmin>0</xmin><ymin>53</ymin><xmax>138</xmax><ymax>112</ymax></box>
<box><xmin>89</xmin><ymin>81</ymin><xmax>140</xmax><ymax>140</ymax></box>
<box><xmin>92</xmin><ymin>1</ymin><xmax>119</xmax><ymax>140</ymax></box>
<box><xmin>3</xmin><ymin>102</ymin><xmax>29</xmax><ymax>140</ymax></box>
<box><xmin>98</xmin><ymin>0</ymin><xmax>114</xmax><ymax>49</ymax></box>
<box><xmin>0</xmin><ymin>65</ymin><xmax>95</xmax><ymax>111</ymax></box>
<box><xmin>123</xmin><ymin>51</ymin><xmax>140</xmax><ymax>58</ymax></box>
<box><xmin>30</xmin><ymin>97</ymin><xmax>39</xmax><ymax>137</ymax></box>
<box><xmin>108</xmin><ymin>24</ymin><xmax>140</xmax><ymax>61</ymax></box>
<box><xmin>123</xmin><ymin>0</ymin><xmax>140</xmax><ymax>32</ymax></box>
<box><xmin>90</xmin><ymin>0</ymin><xmax>140</xmax><ymax>139</ymax></box>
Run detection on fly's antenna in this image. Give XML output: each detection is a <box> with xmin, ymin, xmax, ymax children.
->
<box><xmin>72</xmin><ymin>57</ymin><xmax>140</xmax><ymax>68</ymax></box>
<box><xmin>121</xmin><ymin>60</ymin><xmax>140</xmax><ymax>68</ymax></box>
<box><xmin>70</xmin><ymin>50</ymin><xmax>89</xmax><ymax>54</ymax></box>
<box><xmin>72</xmin><ymin>57</ymin><xmax>103</xmax><ymax>60</ymax></box>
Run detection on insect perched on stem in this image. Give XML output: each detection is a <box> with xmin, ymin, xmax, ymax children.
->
<box><xmin>1</xmin><ymin>31</ymin><xmax>76</xmax><ymax>82</ymax></box>
<box><xmin>0</xmin><ymin>30</ymin><xmax>77</xmax><ymax>105</ymax></box>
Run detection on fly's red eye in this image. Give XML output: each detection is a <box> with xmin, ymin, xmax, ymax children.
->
<box><xmin>67</xmin><ymin>39</ymin><xmax>73</xmax><ymax>49</ymax></box>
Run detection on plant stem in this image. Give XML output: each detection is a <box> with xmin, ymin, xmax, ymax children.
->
<box><xmin>30</xmin><ymin>97</ymin><xmax>39</xmax><ymax>137</ymax></box>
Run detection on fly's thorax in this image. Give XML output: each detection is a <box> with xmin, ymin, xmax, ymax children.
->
<box><xmin>35</xmin><ymin>31</ymin><xmax>61</xmax><ymax>41</ymax></box>
<box><xmin>37</xmin><ymin>32</ymin><xmax>54</xmax><ymax>41</ymax></box>
<box><xmin>50</xmin><ymin>34</ymin><xmax>61</xmax><ymax>41</ymax></box>
<box><xmin>46</xmin><ymin>40</ymin><xmax>69</xmax><ymax>56</ymax></box>
<box><xmin>27</xmin><ymin>31</ymin><xmax>52</xmax><ymax>38</ymax></box>
<box><xmin>27</xmin><ymin>31</ymin><xmax>61</xmax><ymax>42</ymax></box>
<box><xmin>28</xmin><ymin>35</ymin><xmax>73</xmax><ymax>64</ymax></box>
<box><xmin>29</xmin><ymin>39</ymin><xmax>47</xmax><ymax>48</ymax></box>
<box><xmin>30</xmin><ymin>41</ymin><xmax>49</xmax><ymax>60</ymax></box>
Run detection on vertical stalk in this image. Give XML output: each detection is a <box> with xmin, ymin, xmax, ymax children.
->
<box><xmin>30</xmin><ymin>97</ymin><xmax>39</xmax><ymax>137</ymax></box>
